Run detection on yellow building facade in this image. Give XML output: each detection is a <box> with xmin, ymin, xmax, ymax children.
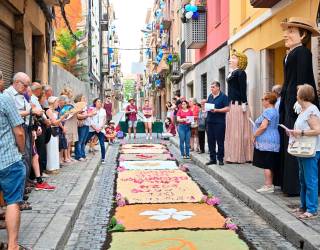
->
<box><xmin>229</xmin><ymin>0</ymin><xmax>320</xmax><ymax>118</ymax></box>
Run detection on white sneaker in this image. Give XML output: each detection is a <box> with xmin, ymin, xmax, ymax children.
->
<box><xmin>150</xmin><ymin>136</ymin><xmax>152</xmax><ymax>140</ymax></box>
<box><xmin>256</xmin><ymin>185</ymin><xmax>274</xmax><ymax>193</ymax></box>
<box><xmin>146</xmin><ymin>135</ymin><xmax>149</xmax><ymax>140</ymax></box>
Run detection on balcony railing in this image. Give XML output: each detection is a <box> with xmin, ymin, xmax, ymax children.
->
<box><xmin>180</xmin><ymin>41</ymin><xmax>193</xmax><ymax>70</ymax></box>
<box><xmin>250</xmin><ymin>0</ymin><xmax>282</xmax><ymax>8</ymax></box>
<box><xmin>185</xmin><ymin>6</ymin><xmax>206</xmax><ymax>49</ymax></box>
<box><xmin>171</xmin><ymin>61</ymin><xmax>182</xmax><ymax>80</ymax></box>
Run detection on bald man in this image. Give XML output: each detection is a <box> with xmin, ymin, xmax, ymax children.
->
<box><xmin>4</xmin><ymin>73</ymin><xmax>43</xmax><ymax>197</ymax></box>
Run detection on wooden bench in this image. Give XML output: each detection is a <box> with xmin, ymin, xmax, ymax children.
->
<box><xmin>119</xmin><ymin>121</ymin><xmax>164</xmax><ymax>137</ymax></box>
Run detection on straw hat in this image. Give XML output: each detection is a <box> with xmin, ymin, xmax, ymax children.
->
<box><xmin>280</xmin><ymin>17</ymin><xmax>320</xmax><ymax>36</ymax></box>
<box><xmin>128</xmin><ymin>98</ymin><xmax>135</xmax><ymax>102</ymax></box>
<box><xmin>73</xmin><ymin>101</ymin><xmax>87</xmax><ymax>112</ymax></box>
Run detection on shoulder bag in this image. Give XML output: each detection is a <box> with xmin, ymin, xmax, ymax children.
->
<box><xmin>287</xmin><ymin>135</ymin><xmax>317</xmax><ymax>158</ymax></box>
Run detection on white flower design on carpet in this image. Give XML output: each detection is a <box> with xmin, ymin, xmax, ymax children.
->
<box><xmin>139</xmin><ymin>208</ymin><xmax>195</xmax><ymax>221</ymax></box>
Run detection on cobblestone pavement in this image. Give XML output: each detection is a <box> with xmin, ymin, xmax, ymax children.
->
<box><xmin>66</xmin><ymin>136</ymin><xmax>296</xmax><ymax>250</ymax></box>
<box><xmin>170</xmin><ymin>136</ymin><xmax>320</xmax><ymax>236</ymax></box>
<box><xmin>0</xmin><ymin>152</ymin><xmax>101</xmax><ymax>249</ymax></box>
<box><xmin>168</xmin><ymin>143</ymin><xmax>296</xmax><ymax>250</ymax></box>
<box><xmin>65</xmin><ymin>144</ymin><xmax>119</xmax><ymax>250</ymax></box>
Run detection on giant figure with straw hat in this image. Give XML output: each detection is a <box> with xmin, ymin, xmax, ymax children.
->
<box><xmin>277</xmin><ymin>17</ymin><xmax>320</xmax><ymax>195</ymax></box>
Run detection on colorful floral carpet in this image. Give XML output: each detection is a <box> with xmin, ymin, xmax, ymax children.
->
<box><xmin>120</xmin><ymin>148</ymin><xmax>169</xmax><ymax>154</ymax></box>
<box><xmin>109</xmin><ymin>230</ymin><xmax>248</xmax><ymax>250</ymax></box>
<box><xmin>117</xmin><ymin>170</ymin><xmax>203</xmax><ymax>203</ymax></box>
<box><xmin>108</xmin><ymin>143</ymin><xmax>248</xmax><ymax>249</ymax></box>
<box><xmin>119</xmin><ymin>153</ymin><xmax>173</xmax><ymax>161</ymax></box>
<box><xmin>119</xmin><ymin>160</ymin><xmax>178</xmax><ymax>170</ymax></box>
<box><xmin>121</xmin><ymin>144</ymin><xmax>166</xmax><ymax>149</ymax></box>
<box><xmin>114</xmin><ymin>203</ymin><xmax>225</xmax><ymax>230</ymax></box>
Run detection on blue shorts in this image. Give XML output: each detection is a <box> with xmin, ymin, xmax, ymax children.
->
<box><xmin>0</xmin><ymin>161</ymin><xmax>26</xmax><ymax>205</ymax></box>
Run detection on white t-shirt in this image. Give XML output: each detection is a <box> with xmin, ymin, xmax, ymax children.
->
<box><xmin>89</xmin><ymin>108</ymin><xmax>106</xmax><ymax>133</ymax></box>
<box><xmin>294</xmin><ymin>104</ymin><xmax>320</xmax><ymax>151</ymax></box>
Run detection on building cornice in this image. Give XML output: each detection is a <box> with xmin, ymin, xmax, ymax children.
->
<box><xmin>228</xmin><ymin>0</ymin><xmax>293</xmax><ymax>45</ymax></box>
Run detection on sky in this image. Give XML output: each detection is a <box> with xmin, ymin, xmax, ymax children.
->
<box><xmin>111</xmin><ymin>0</ymin><xmax>154</xmax><ymax>75</ymax></box>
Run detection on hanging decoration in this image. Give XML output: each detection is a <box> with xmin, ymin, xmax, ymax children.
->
<box><xmin>183</xmin><ymin>1</ymin><xmax>199</xmax><ymax>20</ymax></box>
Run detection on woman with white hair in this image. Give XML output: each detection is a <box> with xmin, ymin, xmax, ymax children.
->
<box><xmin>46</xmin><ymin>96</ymin><xmax>67</xmax><ymax>172</ymax></box>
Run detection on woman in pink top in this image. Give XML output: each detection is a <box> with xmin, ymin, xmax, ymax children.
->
<box><xmin>189</xmin><ymin>98</ymin><xmax>200</xmax><ymax>151</ymax></box>
<box><xmin>177</xmin><ymin>100</ymin><xmax>193</xmax><ymax>159</ymax></box>
<box><xmin>142</xmin><ymin>99</ymin><xmax>153</xmax><ymax>140</ymax></box>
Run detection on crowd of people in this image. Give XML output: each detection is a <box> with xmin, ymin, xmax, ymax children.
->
<box><xmin>0</xmin><ymin>71</ymin><xmax>115</xmax><ymax>249</ymax></box>
<box><xmin>165</xmin><ymin>20</ymin><xmax>320</xmax><ymax>222</ymax></box>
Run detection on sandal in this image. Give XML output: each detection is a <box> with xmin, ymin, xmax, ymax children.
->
<box><xmin>292</xmin><ymin>207</ymin><xmax>305</xmax><ymax>214</ymax></box>
<box><xmin>298</xmin><ymin>212</ymin><xmax>318</xmax><ymax>219</ymax></box>
<box><xmin>19</xmin><ymin>244</ymin><xmax>31</xmax><ymax>250</ymax></box>
<box><xmin>19</xmin><ymin>201</ymin><xmax>32</xmax><ymax>211</ymax></box>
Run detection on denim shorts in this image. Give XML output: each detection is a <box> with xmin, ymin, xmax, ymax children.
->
<box><xmin>0</xmin><ymin>161</ymin><xmax>26</xmax><ymax>205</ymax></box>
<box><xmin>128</xmin><ymin>120</ymin><xmax>138</xmax><ymax>128</ymax></box>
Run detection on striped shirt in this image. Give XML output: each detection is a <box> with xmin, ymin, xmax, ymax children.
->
<box><xmin>0</xmin><ymin>94</ymin><xmax>24</xmax><ymax>170</ymax></box>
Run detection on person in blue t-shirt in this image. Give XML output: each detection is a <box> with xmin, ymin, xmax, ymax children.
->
<box><xmin>206</xmin><ymin>81</ymin><xmax>230</xmax><ymax>165</ymax></box>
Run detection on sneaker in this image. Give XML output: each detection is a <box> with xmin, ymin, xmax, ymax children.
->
<box><xmin>256</xmin><ymin>185</ymin><xmax>274</xmax><ymax>193</ymax></box>
<box><xmin>35</xmin><ymin>182</ymin><xmax>56</xmax><ymax>191</ymax></box>
<box><xmin>150</xmin><ymin>136</ymin><xmax>152</xmax><ymax>140</ymax></box>
<box><xmin>185</xmin><ymin>156</ymin><xmax>190</xmax><ymax>159</ymax></box>
<box><xmin>79</xmin><ymin>158</ymin><xmax>86</xmax><ymax>162</ymax></box>
<box><xmin>146</xmin><ymin>135</ymin><xmax>149</xmax><ymax>140</ymax></box>
<box><xmin>218</xmin><ymin>161</ymin><xmax>224</xmax><ymax>166</ymax></box>
<box><xmin>101</xmin><ymin>160</ymin><xmax>106</xmax><ymax>164</ymax></box>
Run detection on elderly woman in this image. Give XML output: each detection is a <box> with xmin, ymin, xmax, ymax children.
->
<box><xmin>271</xmin><ymin>84</ymin><xmax>282</xmax><ymax>111</ymax></box>
<box><xmin>290</xmin><ymin>84</ymin><xmax>320</xmax><ymax>219</ymax></box>
<box><xmin>74</xmin><ymin>94</ymin><xmax>95</xmax><ymax>161</ymax></box>
<box><xmin>189</xmin><ymin>98</ymin><xmax>200</xmax><ymax>151</ymax></box>
<box><xmin>60</xmin><ymin>89</ymin><xmax>78</xmax><ymax>162</ymax></box>
<box><xmin>253</xmin><ymin>92</ymin><xmax>280</xmax><ymax>194</ymax></box>
<box><xmin>46</xmin><ymin>96</ymin><xmax>67</xmax><ymax>172</ymax></box>
<box><xmin>198</xmin><ymin>100</ymin><xmax>207</xmax><ymax>154</ymax></box>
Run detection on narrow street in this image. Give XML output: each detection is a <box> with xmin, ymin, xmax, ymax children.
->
<box><xmin>66</xmin><ymin>136</ymin><xmax>297</xmax><ymax>249</ymax></box>
<box><xmin>1</xmin><ymin>0</ymin><xmax>320</xmax><ymax>249</ymax></box>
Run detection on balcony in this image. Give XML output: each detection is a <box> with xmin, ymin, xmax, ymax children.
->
<box><xmin>156</xmin><ymin>59</ymin><xmax>169</xmax><ymax>75</ymax></box>
<box><xmin>180</xmin><ymin>41</ymin><xmax>193</xmax><ymax>70</ymax></box>
<box><xmin>170</xmin><ymin>61</ymin><xmax>182</xmax><ymax>80</ymax></box>
<box><xmin>185</xmin><ymin>6</ymin><xmax>206</xmax><ymax>49</ymax></box>
<box><xmin>250</xmin><ymin>0</ymin><xmax>282</xmax><ymax>8</ymax></box>
<box><xmin>43</xmin><ymin>0</ymin><xmax>70</xmax><ymax>6</ymax></box>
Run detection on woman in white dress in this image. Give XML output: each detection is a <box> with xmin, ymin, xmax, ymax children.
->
<box><xmin>46</xmin><ymin>96</ymin><xmax>67</xmax><ymax>172</ymax></box>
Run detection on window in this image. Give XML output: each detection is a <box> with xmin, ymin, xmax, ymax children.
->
<box><xmin>215</xmin><ymin>0</ymin><xmax>221</xmax><ymax>26</ymax></box>
<box><xmin>201</xmin><ymin>73</ymin><xmax>207</xmax><ymax>99</ymax></box>
<box><xmin>219</xmin><ymin>67</ymin><xmax>226</xmax><ymax>93</ymax></box>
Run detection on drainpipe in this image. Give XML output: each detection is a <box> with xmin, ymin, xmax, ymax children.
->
<box><xmin>88</xmin><ymin>0</ymin><xmax>93</xmax><ymax>99</ymax></box>
<box><xmin>99</xmin><ymin>0</ymin><xmax>103</xmax><ymax>100</ymax></box>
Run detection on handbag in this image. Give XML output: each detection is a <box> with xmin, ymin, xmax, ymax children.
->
<box><xmin>287</xmin><ymin>136</ymin><xmax>317</xmax><ymax>158</ymax></box>
<box><xmin>190</xmin><ymin>120</ymin><xmax>198</xmax><ymax>128</ymax></box>
<box><xmin>51</xmin><ymin>126</ymin><xmax>60</xmax><ymax>137</ymax></box>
